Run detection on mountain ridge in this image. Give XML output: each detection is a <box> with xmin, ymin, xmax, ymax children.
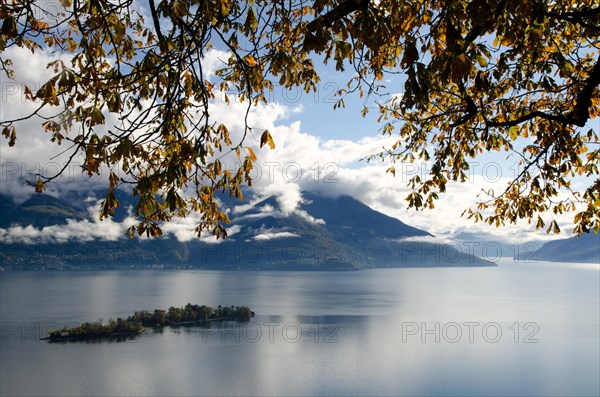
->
<box><xmin>0</xmin><ymin>191</ymin><xmax>494</xmax><ymax>270</ymax></box>
<box><xmin>525</xmin><ymin>233</ymin><xmax>600</xmax><ymax>263</ymax></box>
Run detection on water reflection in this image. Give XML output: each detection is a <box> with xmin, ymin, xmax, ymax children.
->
<box><xmin>45</xmin><ymin>334</ymin><xmax>141</xmax><ymax>344</ymax></box>
<box><xmin>1</xmin><ymin>261</ymin><xmax>598</xmax><ymax>396</ymax></box>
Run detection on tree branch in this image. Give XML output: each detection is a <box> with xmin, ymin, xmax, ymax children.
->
<box><xmin>148</xmin><ymin>0</ymin><xmax>164</xmax><ymax>43</ymax></box>
<box><xmin>570</xmin><ymin>56</ymin><xmax>600</xmax><ymax>125</ymax></box>
<box><xmin>306</xmin><ymin>0</ymin><xmax>369</xmax><ymax>32</ymax></box>
<box><xmin>487</xmin><ymin>56</ymin><xmax>600</xmax><ymax>128</ymax></box>
<box><xmin>449</xmin><ymin>82</ymin><xmax>478</xmax><ymax>128</ymax></box>
<box><xmin>487</xmin><ymin>111</ymin><xmax>569</xmax><ymax>127</ymax></box>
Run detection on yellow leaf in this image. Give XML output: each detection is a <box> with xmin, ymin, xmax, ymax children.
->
<box><xmin>35</xmin><ymin>178</ymin><xmax>45</xmax><ymax>193</ymax></box>
<box><xmin>260</xmin><ymin>130</ymin><xmax>275</xmax><ymax>150</ymax></box>
<box><xmin>247</xmin><ymin>147</ymin><xmax>257</xmax><ymax>161</ymax></box>
<box><xmin>245</xmin><ymin>55</ymin><xmax>257</xmax><ymax>67</ymax></box>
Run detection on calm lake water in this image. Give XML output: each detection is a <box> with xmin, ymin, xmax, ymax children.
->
<box><xmin>1</xmin><ymin>260</ymin><xmax>598</xmax><ymax>396</ymax></box>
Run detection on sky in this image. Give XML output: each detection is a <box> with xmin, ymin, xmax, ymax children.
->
<box><xmin>0</xmin><ymin>20</ymin><xmax>596</xmax><ymax>249</ymax></box>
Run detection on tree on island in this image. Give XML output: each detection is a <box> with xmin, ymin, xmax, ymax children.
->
<box><xmin>1</xmin><ymin>0</ymin><xmax>598</xmax><ymax>235</ymax></box>
<box><xmin>46</xmin><ymin>303</ymin><xmax>253</xmax><ymax>340</ymax></box>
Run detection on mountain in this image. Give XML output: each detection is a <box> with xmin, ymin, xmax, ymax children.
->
<box><xmin>301</xmin><ymin>192</ymin><xmax>429</xmax><ymax>239</ymax></box>
<box><xmin>0</xmin><ymin>192</ymin><xmax>493</xmax><ymax>270</ymax></box>
<box><xmin>453</xmin><ymin>231</ymin><xmax>523</xmax><ymax>259</ymax></box>
<box><xmin>526</xmin><ymin>233</ymin><xmax>600</xmax><ymax>263</ymax></box>
<box><xmin>0</xmin><ymin>194</ymin><xmax>87</xmax><ymax>228</ymax></box>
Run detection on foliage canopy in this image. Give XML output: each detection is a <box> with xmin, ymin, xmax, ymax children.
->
<box><xmin>1</xmin><ymin>0</ymin><xmax>599</xmax><ymax>236</ymax></box>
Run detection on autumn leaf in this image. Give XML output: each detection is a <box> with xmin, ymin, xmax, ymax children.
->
<box><xmin>247</xmin><ymin>147</ymin><xmax>257</xmax><ymax>161</ymax></box>
<box><xmin>260</xmin><ymin>130</ymin><xmax>275</xmax><ymax>150</ymax></box>
<box><xmin>35</xmin><ymin>178</ymin><xmax>45</xmax><ymax>193</ymax></box>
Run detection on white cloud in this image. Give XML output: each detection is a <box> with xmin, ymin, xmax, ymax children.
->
<box><xmin>0</xmin><ymin>201</ymin><xmax>136</xmax><ymax>244</ymax></box>
<box><xmin>201</xmin><ymin>49</ymin><xmax>231</xmax><ymax>80</ymax></box>
<box><xmin>233</xmin><ymin>202</ymin><xmax>275</xmax><ymax>216</ymax></box>
<box><xmin>0</xmin><ymin>46</ymin><xmax>133</xmax><ymax>201</ymax></box>
<box><xmin>1</xmin><ymin>46</ymin><xmax>585</xmax><ymax>247</ymax></box>
<box><xmin>160</xmin><ymin>214</ymin><xmax>241</xmax><ymax>243</ymax></box>
<box><xmin>264</xmin><ymin>182</ymin><xmax>303</xmax><ymax>215</ymax></box>
<box><xmin>396</xmin><ymin>235</ymin><xmax>455</xmax><ymax>245</ymax></box>
<box><xmin>0</xmin><ymin>198</ymin><xmax>242</xmax><ymax>244</ymax></box>
<box><xmin>296</xmin><ymin>209</ymin><xmax>326</xmax><ymax>225</ymax></box>
<box><xmin>253</xmin><ymin>231</ymin><xmax>299</xmax><ymax>241</ymax></box>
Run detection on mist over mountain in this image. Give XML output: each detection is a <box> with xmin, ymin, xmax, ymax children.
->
<box><xmin>0</xmin><ymin>191</ymin><xmax>493</xmax><ymax>270</ymax></box>
<box><xmin>524</xmin><ymin>233</ymin><xmax>600</xmax><ymax>264</ymax></box>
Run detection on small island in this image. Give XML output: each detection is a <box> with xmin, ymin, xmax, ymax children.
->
<box><xmin>42</xmin><ymin>304</ymin><xmax>254</xmax><ymax>341</ymax></box>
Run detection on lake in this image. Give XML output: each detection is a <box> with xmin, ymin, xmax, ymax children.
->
<box><xmin>1</xmin><ymin>260</ymin><xmax>598</xmax><ymax>396</ymax></box>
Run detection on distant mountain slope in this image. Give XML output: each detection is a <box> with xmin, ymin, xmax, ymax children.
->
<box><xmin>528</xmin><ymin>233</ymin><xmax>600</xmax><ymax>263</ymax></box>
<box><xmin>301</xmin><ymin>192</ymin><xmax>430</xmax><ymax>240</ymax></box>
<box><xmin>0</xmin><ymin>191</ymin><xmax>493</xmax><ymax>270</ymax></box>
<box><xmin>0</xmin><ymin>195</ymin><xmax>14</xmax><ymax>223</ymax></box>
<box><xmin>0</xmin><ymin>194</ymin><xmax>86</xmax><ymax>228</ymax></box>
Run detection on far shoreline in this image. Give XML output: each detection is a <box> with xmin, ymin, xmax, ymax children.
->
<box><xmin>0</xmin><ymin>260</ymin><xmax>499</xmax><ymax>272</ymax></box>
